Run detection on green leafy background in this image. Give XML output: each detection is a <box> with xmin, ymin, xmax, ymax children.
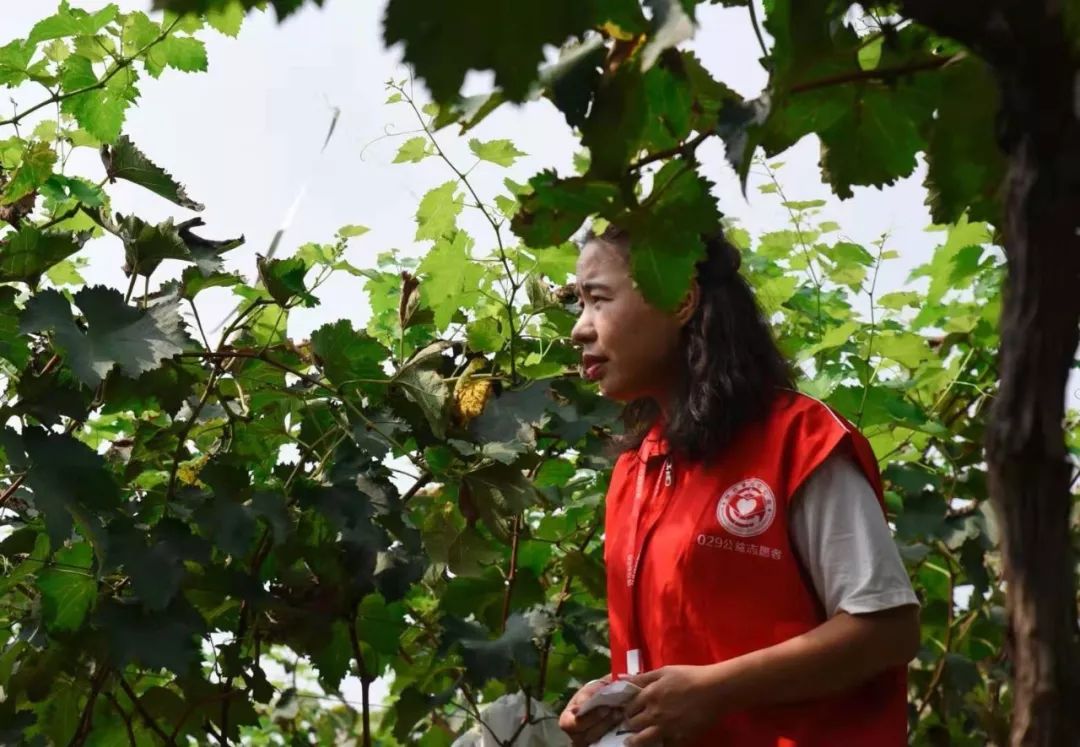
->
<box><xmin>0</xmin><ymin>2</ymin><xmax>1076</xmax><ymax>746</ymax></box>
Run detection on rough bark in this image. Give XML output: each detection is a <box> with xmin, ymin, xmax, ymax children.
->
<box><xmin>902</xmin><ymin>2</ymin><xmax>1080</xmax><ymax>745</ymax></box>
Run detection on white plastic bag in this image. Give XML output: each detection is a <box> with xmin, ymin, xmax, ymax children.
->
<box><xmin>451</xmin><ymin>691</ymin><xmax>571</xmax><ymax>747</ymax></box>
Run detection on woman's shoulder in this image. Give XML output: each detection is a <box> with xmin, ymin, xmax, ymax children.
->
<box><xmin>767</xmin><ymin>388</ymin><xmax>856</xmax><ymax>437</ymax></box>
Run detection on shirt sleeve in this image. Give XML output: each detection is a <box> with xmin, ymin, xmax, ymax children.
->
<box><xmin>789</xmin><ymin>451</ymin><xmax>920</xmax><ymax>617</ymax></box>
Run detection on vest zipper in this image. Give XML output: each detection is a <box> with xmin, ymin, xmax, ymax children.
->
<box><xmin>664</xmin><ymin>458</ymin><xmax>673</xmax><ymax>487</ymax></box>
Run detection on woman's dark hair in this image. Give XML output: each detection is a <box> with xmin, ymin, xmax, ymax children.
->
<box><xmin>584</xmin><ymin>224</ymin><xmax>795</xmax><ymax>462</ymax></box>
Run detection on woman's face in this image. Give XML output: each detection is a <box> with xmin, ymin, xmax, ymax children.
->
<box><xmin>571</xmin><ymin>239</ymin><xmax>688</xmax><ymax>402</ymax></box>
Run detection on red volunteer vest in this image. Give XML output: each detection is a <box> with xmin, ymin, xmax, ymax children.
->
<box><xmin>605</xmin><ymin>391</ymin><xmax>908</xmax><ymax>747</ymax></box>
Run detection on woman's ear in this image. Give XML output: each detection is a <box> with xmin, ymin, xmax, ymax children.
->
<box><xmin>674</xmin><ymin>279</ymin><xmax>700</xmax><ymax>326</ymax></box>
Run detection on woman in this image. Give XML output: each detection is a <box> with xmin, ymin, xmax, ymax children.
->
<box><xmin>558</xmin><ymin>226</ymin><xmax>920</xmax><ymax>747</ymax></box>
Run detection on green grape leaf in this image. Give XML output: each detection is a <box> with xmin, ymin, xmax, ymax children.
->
<box><xmin>29</xmin><ymin>3</ymin><xmax>119</xmax><ymax>45</ymax></box>
<box><xmin>153</xmin><ymin>0</ymin><xmax>324</xmax><ymax>22</ymax></box>
<box><xmin>581</xmin><ymin>65</ymin><xmax>647</xmax><ymax>179</ymax></box>
<box><xmin>468</xmin><ymin>138</ymin><xmax>526</xmax><ymax>167</ymax></box>
<box><xmin>394</xmin><ymin>366</ymin><xmax>450</xmax><ymax>439</ymax></box>
<box><xmin>417</xmin><ymin>231</ymin><xmax>485</xmax><ymax>329</ymax></box>
<box><xmin>19</xmin><ymin>286</ymin><xmax>187</xmax><ymax>387</ymax></box>
<box><xmin>312</xmin><ymin>621</ymin><xmax>351</xmax><ymax>691</ymax></box>
<box><xmin>37</xmin><ymin>542</ymin><xmax>96</xmax><ymax>632</ymax></box>
<box><xmin>195</xmin><ymin>493</ymin><xmax>258</xmax><ymax>557</ymax></box>
<box><xmin>384</xmin><ymin>0</ymin><xmax>596</xmax><ymax>103</ymax></box>
<box><xmin>0</xmin><ymin>39</ymin><xmax>35</xmax><ymax>87</ymax></box>
<box><xmin>441</xmin><ymin>613</ymin><xmax>540</xmax><ymax>685</ymax></box>
<box><xmin>469</xmin><ymin>383</ymin><xmax>552</xmax><ymax>448</ymax></box>
<box><xmin>466</xmin><ymin>317</ymin><xmax>504</xmax><ymax>353</ymax></box>
<box><xmin>118</xmin><ymin>214</ymin><xmax>191</xmax><ymax>277</ymax></box>
<box><xmin>431</xmin><ymin>90</ymin><xmax>508</xmax><ymax>133</ymax></box>
<box><xmin>0</xmin><ymin>287</ymin><xmax>30</xmax><ymax>368</ymax></box>
<box><xmin>105</xmin><ymin>518</ymin><xmax>210</xmax><ymax>611</ymax></box>
<box><xmin>310</xmin><ymin>319</ymin><xmax>389</xmax><ymax>392</ymax></box>
<box><xmin>541</xmin><ymin>36</ymin><xmax>606</xmax><ymax>129</ymax></box>
<box><xmin>818</xmin><ymin>83</ymin><xmax>935</xmax><ymax>199</ymax></box>
<box><xmin>160</xmin><ymin>36</ymin><xmax>208</xmax><ymax>72</ymax></box>
<box><xmin>178</xmin><ymin>266</ymin><xmax>241</xmax><ymax>300</ymax></box>
<box><xmin>641</xmin><ymin>64</ymin><xmax>693</xmax><ymax>152</ymax></box>
<box><xmin>95</xmin><ymin>597</ymin><xmax>205</xmax><ymax>675</ymax></box>
<box><xmin>60</xmin><ymin>57</ymin><xmax>139</xmax><ymax>144</ymax></box>
<box><xmin>393</xmin><ymin>136</ymin><xmax>432</xmax><ymax>163</ymax></box>
<box><xmin>207</xmin><ymin>1</ymin><xmax>246</xmax><ymax>36</ymax></box>
<box><xmin>624</xmin><ymin>160</ymin><xmax>722</xmax><ymax>309</ymax></box>
<box><xmin>257</xmin><ymin>255</ymin><xmax>317</xmax><ymax>307</ymax></box>
<box><xmin>101</xmin><ymin>135</ymin><xmax>205</xmax><ymax>210</ymax></box>
<box><xmin>924</xmin><ymin>58</ymin><xmax>1004</xmax><ymax>225</ymax></box>
<box><xmin>464</xmin><ymin>462</ymin><xmax>542</xmax><ymax>519</ymax></box>
<box><xmin>1</xmin><ymin>141</ymin><xmax>56</xmax><ymax>205</ymax></box>
<box><xmin>415</xmin><ymin>181</ymin><xmax>464</xmax><ymax>242</ymax></box>
<box><xmin>22</xmin><ymin>427</ymin><xmax>122</xmax><ymax>546</ymax></box>
<box><xmin>0</xmin><ymin>226</ymin><xmax>88</xmax><ymax>286</ymax></box>
<box><xmin>512</xmin><ymin>170</ymin><xmax>623</xmax><ymax>247</ymax></box>
<box><xmin>530</xmin><ymin>241</ymin><xmax>578</xmax><ymax>284</ymax></box>
<box><xmin>357</xmin><ymin>593</ymin><xmax>407</xmax><ymax>656</ymax></box>
<box><xmin>40</xmin><ymin>174</ymin><xmax>105</xmax><ymax>207</ymax></box>
<box><xmin>333</xmin><ymin>225</ymin><xmax>369</xmax><ymax>243</ymax></box>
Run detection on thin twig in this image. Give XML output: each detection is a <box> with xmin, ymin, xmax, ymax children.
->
<box><xmin>501</xmin><ymin>515</ymin><xmax>523</xmax><ymax>631</ymax></box>
<box><xmin>119</xmin><ymin>678</ymin><xmax>176</xmax><ymax>746</ymax></box>
<box><xmin>748</xmin><ymin>0</ymin><xmax>771</xmax><ymax>63</ymax></box>
<box><xmin>0</xmin><ymin>474</ymin><xmax>25</xmax><ymax>509</ymax></box>
<box><xmin>629</xmin><ymin>131</ymin><xmax>710</xmax><ymax>173</ymax></box>
<box><xmin>67</xmin><ymin>665</ymin><xmax>110</xmax><ymax>747</ymax></box>
<box><xmin>401</xmin><ymin>472</ymin><xmax>433</xmax><ymax>503</ymax></box>
<box><xmin>790</xmin><ymin>54</ymin><xmax>957</xmax><ymax>94</ymax></box>
<box><xmin>348</xmin><ymin>607</ymin><xmax>374</xmax><ymax>747</ymax></box>
<box><xmin>104</xmin><ymin>691</ymin><xmax>138</xmax><ymax>747</ymax></box>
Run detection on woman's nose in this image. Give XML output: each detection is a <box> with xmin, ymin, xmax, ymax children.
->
<box><xmin>571</xmin><ymin>311</ymin><xmax>595</xmax><ymax>345</ymax></box>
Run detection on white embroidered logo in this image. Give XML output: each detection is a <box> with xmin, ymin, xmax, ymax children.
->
<box><xmin>716</xmin><ymin>478</ymin><xmax>777</xmax><ymax>538</ymax></box>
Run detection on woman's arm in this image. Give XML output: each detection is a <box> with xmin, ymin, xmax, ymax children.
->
<box><xmin>701</xmin><ymin>604</ymin><xmax>919</xmax><ymax>708</ymax></box>
<box><xmin>623</xmin><ymin>606</ymin><xmax>919</xmax><ymax>746</ymax></box>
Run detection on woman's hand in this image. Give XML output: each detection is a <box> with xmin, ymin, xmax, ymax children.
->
<box><xmin>559</xmin><ymin>677</ymin><xmax>623</xmax><ymax>746</ymax></box>
<box><xmin>623</xmin><ymin>665</ymin><xmax>725</xmax><ymax>746</ymax></box>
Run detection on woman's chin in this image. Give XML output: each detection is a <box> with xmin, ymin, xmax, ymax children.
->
<box><xmin>597</xmin><ymin>379</ymin><xmax>633</xmax><ymax>402</ymax></box>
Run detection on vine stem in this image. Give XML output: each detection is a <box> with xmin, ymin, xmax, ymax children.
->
<box><xmin>537</xmin><ymin>519</ymin><xmax>601</xmax><ymax>693</ymax></box>
<box><xmin>392</xmin><ymin>82</ymin><xmax>521</xmax><ymax>381</ymax></box>
<box><xmin>0</xmin><ymin>474</ymin><xmax>26</xmax><ymax>509</ymax></box>
<box><xmin>67</xmin><ymin>665</ymin><xmax>110</xmax><ymax>747</ymax></box>
<box><xmin>500</xmin><ymin>515</ymin><xmax>522</xmax><ymax>631</ymax></box>
<box><xmin>119</xmin><ymin>678</ymin><xmax>176</xmax><ymax>746</ymax></box>
<box><xmin>348</xmin><ymin>607</ymin><xmax>374</xmax><ymax>747</ymax></box>
<box><xmin>789</xmin><ymin>54</ymin><xmax>958</xmax><ymax>94</ymax></box>
<box><xmin>0</xmin><ymin>18</ymin><xmax>181</xmax><ymax>129</ymax></box>
<box><xmin>103</xmin><ymin>691</ymin><xmax>137</xmax><ymax>747</ymax></box>
<box><xmin>748</xmin><ymin>0</ymin><xmax>771</xmax><ymax>64</ymax></box>
<box><xmin>856</xmin><ymin>236</ymin><xmax>888</xmax><ymax>426</ymax></box>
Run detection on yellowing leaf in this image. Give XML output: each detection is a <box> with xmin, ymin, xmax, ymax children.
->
<box><xmin>454</xmin><ymin>376</ymin><xmax>493</xmax><ymax>426</ymax></box>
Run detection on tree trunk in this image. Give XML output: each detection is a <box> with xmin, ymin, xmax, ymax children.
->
<box><xmin>988</xmin><ymin>53</ymin><xmax>1080</xmax><ymax>745</ymax></box>
<box><xmin>901</xmin><ymin>3</ymin><xmax>1080</xmax><ymax>745</ymax></box>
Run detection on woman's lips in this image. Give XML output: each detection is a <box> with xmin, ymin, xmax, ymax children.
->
<box><xmin>582</xmin><ymin>355</ymin><xmax>607</xmax><ymax>381</ymax></box>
